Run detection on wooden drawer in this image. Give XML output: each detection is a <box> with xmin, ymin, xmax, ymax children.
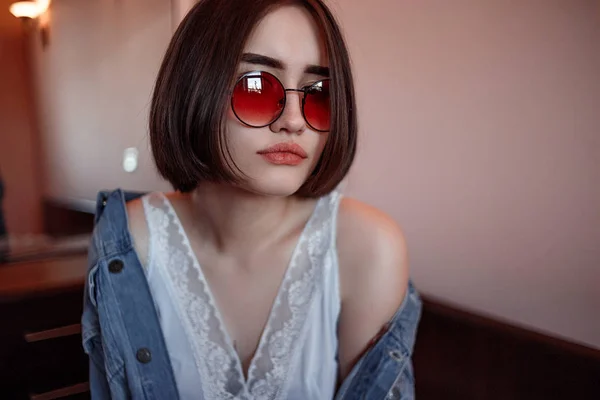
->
<box><xmin>0</xmin><ymin>288</ymin><xmax>89</xmax><ymax>399</ymax></box>
<box><xmin>1</xmin><ymin>289</ymin><xmax>83</xmax><ymax>335</ymax></box>
<box><xmin>24</xmin><ymin>334</ymin><xmax>89</xmax><ymax>397</ymax></box>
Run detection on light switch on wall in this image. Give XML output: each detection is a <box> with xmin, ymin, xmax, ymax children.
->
<box><xmin>123</xmin><ymin>147</ymin><xmax>139</xmax><ymax>173</ymax></box>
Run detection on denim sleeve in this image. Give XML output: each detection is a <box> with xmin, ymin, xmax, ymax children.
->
<box><xmin>389</xmin><ymin>283</ymin><xmax>421</xmax><ymax>400</ymax></box>
<box><xmin>334</xmin><ymin>282</ymin><xmax>422</xmax><ymax>400</ymax></box>
<box><xmin>87</xmin><ymin>337</ymin><xmax>112</xmax><ymax>399</ymax></box>
<box><xmin>82</xmin><ymin>257</ymin><xmax>113</xmax><ymax>400</ymax></box>
<box><xmin>394</xmin><ymin>283</ymin><xmax>422</xmax><ymax>400</ymax></box>
<box><xmin>387</xmin><ymin>360</ymin><xmax>415</xmax><ymax>400</ymax></box>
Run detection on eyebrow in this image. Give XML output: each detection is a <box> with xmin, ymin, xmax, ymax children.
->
<box><xmin>241</xmin><ymin>52</ymin><xmax>330</xmax><ymax>77</ymax></box>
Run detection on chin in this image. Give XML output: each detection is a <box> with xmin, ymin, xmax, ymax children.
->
<box><xmin>243</xmin><ymin>171</ymin><xmax>308</xmax><ymax>198</ymax></box>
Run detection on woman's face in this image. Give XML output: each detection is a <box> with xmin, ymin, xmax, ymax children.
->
<box><xmin>225</xmin><ymin>5</ymin><xmax>330</xmax><ymax>197</ymax></box>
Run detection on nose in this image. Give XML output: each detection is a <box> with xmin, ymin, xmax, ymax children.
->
<box><xmin>270</xmin><ymin>91</ymin><xmax>306</xmax><ymax>135</ymax></box>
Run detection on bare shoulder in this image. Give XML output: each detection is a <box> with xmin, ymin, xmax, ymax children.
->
<box><xmin>337</xmin><ymin>197</ymin><xmax>409</xmax><ymax>296</ymax></box>
<box><xmin>337</xmin><ymin>197</ymin><xmax>408</xmax><ymax>271</ymax></box>
<box><xmin>125</xmin><ymin>197</ymin><xmax>150</xmax><ymax>267</ymax></box>
<box><xmin>336</xmin><ymin>197</ymin><xmax>409</xmax><ymax>377</ymax></box>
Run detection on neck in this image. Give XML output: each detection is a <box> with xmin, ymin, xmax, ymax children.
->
<box><xmin>187</xmin><ymin>183</ymin><xmax>313</xmax><ymax>254</ymax></box>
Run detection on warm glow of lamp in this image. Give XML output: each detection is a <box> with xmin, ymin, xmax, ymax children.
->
<box><xmin>9</xmin><ymin>1</ymin><xmax>42</xmax><ymax>19</ymax></box>
<box><xmin>9</xmin><ymin>1</ymin><xmax>53</xmax><ymax>48</ymax></box>
<box><xmin>37</xmin><ymin>0</ymin><xmax>51</xmax><ymax>10</ymax></box>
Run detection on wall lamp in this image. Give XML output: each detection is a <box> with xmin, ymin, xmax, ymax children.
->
<box><xmin>9</xmin><ymin>1</ymin><xmax>51</xmax><ymax>48</ymax></box>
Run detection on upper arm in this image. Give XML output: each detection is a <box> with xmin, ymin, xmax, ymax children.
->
<box><xmin>126</xmin><ymin>198</ymin><xmax>150</xmax><ymax>268</ymax></box>
<box><xmin>336</xmin><ymin>198</ymin><xmax>409</xmax><ymax>379</ymax></box>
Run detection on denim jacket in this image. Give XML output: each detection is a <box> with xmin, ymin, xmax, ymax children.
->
<box><xmin>81</xmin><ymin>189</ymin><xmax>422</xmax><ymax>400</ymax></box>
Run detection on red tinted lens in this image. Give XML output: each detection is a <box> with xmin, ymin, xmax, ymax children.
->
<box><xmin>304</xmin><ymin>80</ymin><xmax>330</xmax><ymax>132</ymax></box>
<box><xmin>232</xmin><ymin>72</ymin><xmax>284</xmax><ymax>127</ymax></box>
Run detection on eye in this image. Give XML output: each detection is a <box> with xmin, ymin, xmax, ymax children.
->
<box><xmin>304</xmin><ymin>81</ymin><xmax>326</xmax><ymax>95</ymax></box>
<box><xmin>236</xmin><ymin>70</ymin><xmax>264</xmax><ymax>82</ymax></box>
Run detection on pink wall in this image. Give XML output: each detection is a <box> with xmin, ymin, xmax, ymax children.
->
<box><xmin>30</xmin><ymin>0</ymin><xmax>599</xmax><ymax>348</ymax></box>
<box><xmin>0</xmin><ymin>30</ymin><xmax>42</xmax><ymax>234</ymax></box>
<box><xmin>28</xmin><ymin>0</ymin><xmax>172</xmax><ymax>200</ymax></box>
<box><xmin>334</xmin><ymin>0</ymin><xmax>600</xmax><ymax>348</ymax></box>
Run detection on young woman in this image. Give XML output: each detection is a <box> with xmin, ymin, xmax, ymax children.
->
<box><xmin>82</xmin><ymin>0</ymin><xmax>421</xmax><ymax>399</ymax></box>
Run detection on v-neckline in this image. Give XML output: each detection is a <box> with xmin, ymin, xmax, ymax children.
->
<box><xmin>160</xmin><ymin>193</ymin><xmax>323</xmax><ymax>385</ymax></box>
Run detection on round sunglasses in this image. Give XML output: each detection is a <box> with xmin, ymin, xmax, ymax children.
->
<box><xmin>231</xmin><ymin>71</ymin><xmax>331</xmax><ymax>132</ymax></box>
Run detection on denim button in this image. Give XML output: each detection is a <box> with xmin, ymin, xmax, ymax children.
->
<box><xmin>108</xmin><ymin>259</ymin><xmax>124</xmax><ymax>273</ymax></box>
<box><xmin>136</xmin><ymin>348</ymin><xmax>152</xmax><ymax>363</ymax></box>
<box><xmin>389</xmin><ymin>350</ymin><xmax>403</xmax><ymax>361</ymax></box>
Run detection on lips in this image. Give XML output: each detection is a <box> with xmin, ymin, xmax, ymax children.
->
<box><xmin>257</xmin><ymin>142</ymin><xmax>308</xmax><ymax>158</ymax></box>
<box><xmin>257</xmin><ymin>142</ymin><xmax>308</xmax><ymax>166</ymax></box>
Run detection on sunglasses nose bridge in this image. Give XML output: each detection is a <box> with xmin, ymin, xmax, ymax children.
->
<box><xmin>270</xmin><ymin>89</ymin><xmax>307</xmax><ymax>134</ymax></box>
<box><xmin>283</xmin><ymin>88</ymin><xmax>306</xmax><ymax>101</ymax></box>
<box><xmin>281</xmin><ymin>88</ymin><xmax>307</xmax><ymax>111</ymax></box>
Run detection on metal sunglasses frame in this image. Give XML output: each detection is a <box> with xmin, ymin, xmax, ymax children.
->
<box><xmin>231</xmin><ymin>70</ymin><xmax>331</xmax><ymax>132</ymax></box>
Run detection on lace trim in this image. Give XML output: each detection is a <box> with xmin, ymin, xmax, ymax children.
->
<box><xmin>246</xmin><ymin>194</ymin><xmax>335</xmax><ymax>399</ymax></box>
<box><xmin>145</xmin><ymin>193</ymin><xmax>243</xmax><ymax>399</ymax></box>
<box><xmin>144</xmin><ymin>192</ymin><xmax>339</xmax><ymax>400</ymax></box>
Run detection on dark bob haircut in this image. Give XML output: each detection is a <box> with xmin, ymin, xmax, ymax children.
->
<box><xmin>149</xmin><ymin>0</ymin><xmax>357</xmax><ymax>197</ymax></box>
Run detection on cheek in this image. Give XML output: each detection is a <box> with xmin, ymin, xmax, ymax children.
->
<box><xmin>226</xmin><ymin>106</ymin><xmax>239</xmax><ymax>124</ymax></box>
<box><xmin>314</xmin><ymin>132</ymin><xmax>330</xmax><ymax>156</ymax></box>
<box><xmin>302</xmin><ymin>132</ymin><xmax>329</xmax><ymax>171</ymax></box>
<box><xmin>223</xmin><ymin>120</ymin><xmax>246</xmax><ymax>162</ymax></box>
<box><xmin>223</xmin><ymin>122</ymin><xmax>265</xmax><ymax>165</ymax></box>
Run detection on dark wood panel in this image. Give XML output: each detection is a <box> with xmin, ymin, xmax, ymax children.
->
<box><xmin>0</xmin><ymin>255</ymin><xmax>87</xmax><ymax>299</ymax></box>
<box><xmin>24</xmin><ymin>334</ymin><xmax>89</xmax><ymax>396</ymax></box>
<box><xmin>0</xmin><ymin>286</ymin><xmax>87</xmax><ymax>399</ymax></box>
<box><xmin>42</xmin><ymin>198</ymin><xmax>94</xmax><ymax>238</ymax></box>
<box><xmin>413</xmin><ymin>295</ymin><xmax>600</xmax><ymax>400</ymax></box>
<box><xmin>0</xmin><ymin>255</ymin><xmax>88</xmax><ymax>399</ymax></box>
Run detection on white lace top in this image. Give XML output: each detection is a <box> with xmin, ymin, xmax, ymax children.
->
<box><xmin>141</xmin><ymin>190</ymin><xmax>343</xmax><ymax>400</ymax></box>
